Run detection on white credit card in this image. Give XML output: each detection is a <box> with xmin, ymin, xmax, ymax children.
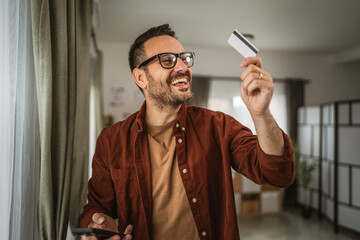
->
<box><xmin>227</xmin><ymin>29</ymin><xmax>258</xmax><ymax>58</ymax></box>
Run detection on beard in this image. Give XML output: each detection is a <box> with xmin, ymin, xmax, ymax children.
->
<box><xmin>145</xmin><ymin>70</ymin><xmax>193</xmax><ymax>109</ymax></box>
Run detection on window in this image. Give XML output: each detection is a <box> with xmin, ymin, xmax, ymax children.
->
<box><xmin>208</xmin><ymin>79</ymin><xmax>288</xmax><ymax>134</ymax></box>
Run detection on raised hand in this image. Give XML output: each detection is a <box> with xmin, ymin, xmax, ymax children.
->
<box><xmin>240</xmin><ymin>56</ymin><xmax>274</xmax><ymax>118</ymax></box>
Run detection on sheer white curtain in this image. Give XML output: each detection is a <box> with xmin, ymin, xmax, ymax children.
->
<box><xmin>208</xmin><ymin>79</ymin><xmax>288</xmax><ymax>134</ymax></box>
<box><xmin>0</xmin><ymin>0</ymin><xmax>39</xmax><ymax>239</ymax></box>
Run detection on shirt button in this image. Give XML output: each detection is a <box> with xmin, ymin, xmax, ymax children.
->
<box><xmin>192</xmin><ymin>198</ymin><xmax>197</xmax><ymax>203</ymax></box>
<box><xmin>202</xmin><ymin>231</ymin><xmax>207</xmax><ymax>236</ymax></box>
<box><xmin>178</xmin><ymin>139</ymin><xmax>183</xmax><ymax>143</ymax></box>
<box><xmin>182</xmin><ymin>127</ymin><xmax>186</xmax><ymax>131</ymax></box>
<box><xmin>176</xmin><ymin>123</ymin><xmax>180</xmax><ymax>128</ymax></box>
<box><xmin>182</xmin><ymin>169</ymin><xmax>187</xmax><ymax>173</ymax></box>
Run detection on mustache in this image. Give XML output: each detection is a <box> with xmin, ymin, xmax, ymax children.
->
<box><xmin>167</xmin><ymin>72</ymin><xmax>191</xmax><ymax>83</ymax></box>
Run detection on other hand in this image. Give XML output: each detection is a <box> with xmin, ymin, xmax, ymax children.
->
<box><xmin>82</xmin><ymin>213</ymin><xmax>133</xmax><ymax>240</ymax></box>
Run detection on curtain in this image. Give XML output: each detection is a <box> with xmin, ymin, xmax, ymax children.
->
<box><xmin>283</xmin><ymin>79</ymin><xmax>305</xmax><ymax>209</ymax></box>
<box><xmin>285</xmin><ymin>79</ymin><xmax>305</xmax><ymax>140</ymax></box>
<box><xmin>207</xmin><ymin>78</ymin><xmax>288</xmax><ymax>134</ymax></box>
<box><xmin>68</xmin><ymin>1</ymin><xmax>92</xmax><ymax>239</ymax></box>
<box><xmin>188</xmin><ymin>75</ymin><xmax>211</xmax><ymax>108</ymax></box>
<box><xmin>0</xmin><ymin>0</ymin><xmax>39</xmax><ymax>239</ymax></box>
<box><xmin>31</xmin><ymin>0</ymin><xmax>92</xmax><ymax>239</ymax></box>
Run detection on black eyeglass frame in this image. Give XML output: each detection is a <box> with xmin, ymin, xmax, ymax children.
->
<box><xmin>137</xmin><ymin>52</ymin><xmax>195</xmax><ymax>69</ymax></box>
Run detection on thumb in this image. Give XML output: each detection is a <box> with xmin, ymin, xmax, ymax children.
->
<box><xmin>124</xmin><ymin>225</ymin><xmax>133</xmax><ymax>235</ymax></box>
<box><xmin>92</xmin><ymin>213</ymin><xmax>106</xmax><ymax>225</ymax></box>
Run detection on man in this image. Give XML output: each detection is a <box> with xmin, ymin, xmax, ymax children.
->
<box><xmin>80</xmin><ymin>24</ymin><xmax>295</xmax><ymax>240</ymax></box>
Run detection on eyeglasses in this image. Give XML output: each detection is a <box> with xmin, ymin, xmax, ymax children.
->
<box><xmin>137</xmin><ymin>52</ymin><xmax>195</xmax><ymax>69</ymax></box>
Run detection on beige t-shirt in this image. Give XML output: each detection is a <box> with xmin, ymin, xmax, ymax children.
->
<box><xmin>147</xmin><ymin>120</ymin><xmax>200</xmax><ymax>240</ymax></box>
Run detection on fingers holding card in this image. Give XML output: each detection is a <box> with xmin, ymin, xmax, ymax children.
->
<box><xmin>227</xmin><ymin>29</ymin><xmax>274</xmax><ymax>116</ymax></box>
<box><xmin>227</xmin><ymin>29</ymin><xmax>258</xmax><ymax>58</ymax></box>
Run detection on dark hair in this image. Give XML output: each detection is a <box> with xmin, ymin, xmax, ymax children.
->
<box><xmin>128</xmin><ymin>24</ymin><xmax>176</xmax><ymax>72</ymax></box>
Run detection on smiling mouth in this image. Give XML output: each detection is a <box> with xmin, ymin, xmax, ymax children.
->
<box><xmin>171</xmin><ymin>78</ymin><xmax>189</xmax><ymax>89</ymax></box>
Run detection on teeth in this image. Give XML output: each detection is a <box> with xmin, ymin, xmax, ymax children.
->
<box><xmin>171</xmin><ymin>78</ymin><xmax>188</xmax><ymax>85</ymax></box>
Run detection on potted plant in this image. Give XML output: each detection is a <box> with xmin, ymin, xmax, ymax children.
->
<box><xmin>292</xmin><ymin>140</ymin><xmax>317</xmax><ymax>218</ymax></box>
<box><xmin>295</xmin><ymin>151</ymin><xmax>317</xmax><ymax>217</ymax></box>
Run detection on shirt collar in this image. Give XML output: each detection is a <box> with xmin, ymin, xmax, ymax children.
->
<box><xmin>135</xmin><ymin>101</ymin><xmax>188</xmax><ymax>132</ymax></box>
<box><xmin>177</xmin><ymin>102</ymin><xmax>188</xmax><ymax>129</ymax></box>
<box><xmin>135</xmin><ymin>101</ymin><xmax>147</xmax><ymax>132</ymax></box>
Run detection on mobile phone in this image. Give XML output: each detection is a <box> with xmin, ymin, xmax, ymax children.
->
<box><xmin>72</xmin><ymin>228</ymin><xmax>126</xmax><ymax>239</ymax></box>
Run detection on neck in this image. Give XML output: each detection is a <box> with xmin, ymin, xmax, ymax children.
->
<box><xmin>145</xmin><ymin>100</ymin><xmax>182</xmax><ymax>126</ymax></box>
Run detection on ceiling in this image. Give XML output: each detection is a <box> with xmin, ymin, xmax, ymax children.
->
<box><xmin>95</xmin><ymin>0</ymin><xmax>360</xmax><ymax>54</ymax></box>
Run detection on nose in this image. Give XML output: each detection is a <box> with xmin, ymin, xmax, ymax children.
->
<box><xmin>173</xmin><ymin>57</ymin><xmax>188</xmax><ymax>72</ymax></box>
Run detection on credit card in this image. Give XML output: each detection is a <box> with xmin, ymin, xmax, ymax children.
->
<box><xmin>227</xmin><ymin>29</ymin><xmax>258</xmax><ymax>58</ymax></box>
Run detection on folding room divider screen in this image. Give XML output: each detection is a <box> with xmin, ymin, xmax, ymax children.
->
<box><xmin>297</xmin><ymin>100</ymin><xmax>360</xmax><ymax>234</ymax></box>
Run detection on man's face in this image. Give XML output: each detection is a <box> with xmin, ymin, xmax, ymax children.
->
<box><xmin>142</xmin><ymin>35</ymin><xmax>193</xmax><ymax>108</ymax></box>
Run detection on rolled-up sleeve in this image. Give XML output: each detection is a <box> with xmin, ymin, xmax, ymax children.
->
<box><xmin>229</xmin><ymin>116</ymin><xmax>295</xmax><ymax>188</ymax></box>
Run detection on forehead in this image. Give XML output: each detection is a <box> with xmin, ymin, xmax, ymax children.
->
<box><xmin>144</xmin><ymin>35</ymin><xmax>185</xmax><ymax>57</ymax></box>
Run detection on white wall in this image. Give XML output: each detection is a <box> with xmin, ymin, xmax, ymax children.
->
<box><xmin>99</xmin><ymin>41</ymin><xmax>360</xmax><ymax>121</ymax></box>
<box><xmin>99</xmin><ymin>41</ymin><xmax>144</xmax><ymax>121</ymax></box>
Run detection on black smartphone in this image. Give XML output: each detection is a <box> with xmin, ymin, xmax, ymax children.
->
<box><xmin>72</xmin><ymin>228</ymin><xmax>126</xmax><ymax>239</ymax></box>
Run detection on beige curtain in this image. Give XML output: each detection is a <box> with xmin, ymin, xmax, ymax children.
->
<box><xmin>31</xmin><ymin>0</ymin><xmax>92</xmax><ymax>239</ymax></box>
<box><xmin>68</xmin><ymin>0</ymin><xmax>92</xmax><ymax>237</ymax></box>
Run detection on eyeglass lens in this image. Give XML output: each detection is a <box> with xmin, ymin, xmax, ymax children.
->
<box><xmin>159</xmin><ymin>53</ymin><xmax>193</xmax><ymax>68</ymax></box>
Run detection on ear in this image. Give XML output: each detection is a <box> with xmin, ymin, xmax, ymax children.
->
<box><xmin>132</xmin><ymin>68</ymin><xmax>147</xmax><ymax>90</ymax></box>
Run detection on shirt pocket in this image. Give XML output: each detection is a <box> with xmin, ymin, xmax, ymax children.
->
<box><xmin>110</xmin><ymin>168</ymin><xmax>137</xmax><ymax>195</ymax></box>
